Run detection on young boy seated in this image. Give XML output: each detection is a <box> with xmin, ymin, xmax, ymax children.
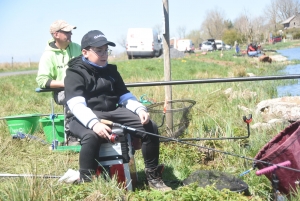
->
<box><xmin>64</xmin><ymin>30</ymin><xmax>171</xmax><ymax>191</ymax></box>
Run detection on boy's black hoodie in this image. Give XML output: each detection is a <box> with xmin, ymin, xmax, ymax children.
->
<box><xmin>65</xmin><ymin>56</ymin><xmax>129</xmax><ymax>112</ymax></box>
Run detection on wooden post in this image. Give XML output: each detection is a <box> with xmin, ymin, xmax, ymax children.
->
<box><xmin>11</xmin><ymin>57</ymin><xmax>13</xmax><ymax>68</ymax></box>
<box><xmin>162</xmin><ymin>0</ymin><xmax>173</xmax><ymax>134</ymax></box>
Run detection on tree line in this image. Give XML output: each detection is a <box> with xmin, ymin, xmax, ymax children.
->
<box><xmin>117</xmin><ymin>0</ymin><xmax>300</xmax><ymax>49</ymax></box>
<box><xmin>180</xmin><ymin>0</ymin><xmax>300</xmax><ymax>46</ymax></box>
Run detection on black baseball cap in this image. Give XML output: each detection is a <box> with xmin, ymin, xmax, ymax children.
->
<box><xmin>81</xmin><ymin>30</ymin><xmax>116</xmax><ymax>50</ymax></box>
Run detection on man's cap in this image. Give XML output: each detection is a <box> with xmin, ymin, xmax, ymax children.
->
<box><xmin>50</xmin><ymin>20</ymin><xmax>76</xmax><ymax>33</ymax></box>
<box><xmin>81</xmin><ymin>30</ymin><xmax>116</xmax><ymax>50</ymax></box>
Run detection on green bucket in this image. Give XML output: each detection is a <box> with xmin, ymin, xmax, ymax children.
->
<box><xmin>4</xmin><ymin>114</ymin><xmax>41</xmax><ymax>135</ymax></box>
<box><xmin>39</xmin><ymin>115</ymin><xmax>65</xmax><ymax>143</ymax></box>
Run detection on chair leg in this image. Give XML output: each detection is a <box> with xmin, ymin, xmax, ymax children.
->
<box><xmin>123</xmin><ymin>163</ymin><xmax>133</xmax><ymax>191</ymax></box>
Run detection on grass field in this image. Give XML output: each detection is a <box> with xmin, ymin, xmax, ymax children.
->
<box><xmin>0</xmin><ymin>41</ymin><xmax>300</xmax><ymax>200</ymax></box>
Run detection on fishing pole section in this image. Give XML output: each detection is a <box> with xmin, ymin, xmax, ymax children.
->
<box><xmin>256</xmin><ymin>161</ymin><xmax>291</xmax><ymax>201</ymax></box>
<box><xmin>99</xmin><ymin>119</ymin><xmax>300</xmax><ymax>174</ymax></box>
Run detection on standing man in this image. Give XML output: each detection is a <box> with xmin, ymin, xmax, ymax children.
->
<box><xmin>36</xmin><ymin>20</ymin><xmax>81</xmax><ymax>145</ymax></box>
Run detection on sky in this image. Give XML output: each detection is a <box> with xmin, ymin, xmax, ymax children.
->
<box><xmin>0</xmin><ymin>0</ymin><xmax>272</xmax><ymax>63</ymax></box>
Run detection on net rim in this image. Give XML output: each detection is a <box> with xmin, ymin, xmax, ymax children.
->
<box><xmin>146</xmin><ymin>99</ymin><xmax>196</xmax><ymax>113</ymax></box>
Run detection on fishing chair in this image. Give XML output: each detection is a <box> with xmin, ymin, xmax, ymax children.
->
<box><xmin>96</xmin><ymin>127</ymin><xmax>139</xmax><ymax>191</ymax></box>
<box><xmin>64</xmin><ymin>103</ymin><xmax>139</xmax><ymax>190</ymax></box>
<box><xmin>35</xmin><ymin>88</ymin><xmax>69</xmax><ymax>146</ymax></box>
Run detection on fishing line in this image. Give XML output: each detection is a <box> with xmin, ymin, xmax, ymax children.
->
<box><xmin>100</xmin><ymin>119</ymin><xmax>300</xmax><ymax>174</ymax></box>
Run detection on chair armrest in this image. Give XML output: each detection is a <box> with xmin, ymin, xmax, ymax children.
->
<box><xmin>35</xmin><ymin>87</ymin><xmax>64</xmax><ymax>93</ymax></box>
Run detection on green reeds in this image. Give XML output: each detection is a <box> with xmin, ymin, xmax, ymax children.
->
<box><xmin>0</xmin><ymin>42</ymin><xmax>299</xmax><ymax>200</ymax></box>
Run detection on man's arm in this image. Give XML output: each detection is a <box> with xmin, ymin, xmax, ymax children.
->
<box><xmin>49</xmin><ymin>80</ymin><xmax>64</xmax><ymax>88</ymax></box>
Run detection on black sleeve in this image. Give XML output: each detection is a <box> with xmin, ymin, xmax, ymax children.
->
<box><xmin>110</xmin><ymin>65</ymin><xmax>130</xmax><ymax>97</ymax></box>
<box><xmin>45</xmin><ymin>79</ymin><xmax>52</xmax><ymax>88</ymax></box>
<box><xmin>64</xmin><ymin>68</ymin><xmax>86</xmax><ymax>103</ymax></box>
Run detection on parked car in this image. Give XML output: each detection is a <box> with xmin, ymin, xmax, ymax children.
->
<box><xmin>272</xmin><ymin>36</ymin><xmax>282</xmax><ymax>43</ymax></box>
<box><xmin>201</xmin><ymin>41</ymin><xmax>214</xmax><ymax>51</ymax></box>
<box><xmin>207</xmin><ymin>38</ymin><xmax>215</xmax><ymax>43</ymax></box>
<box><xmin>224</xmin><ymin>44</ymin><xmax>232</xmax><ymax>50</ymax></box>
<box><xmin>177</xmin><ymin>39</ymin><xmax>195</xmax><ymax>53</ymax></box>
<box><xmin>215</xmin><ymin>40</ymin><xmax>225</xmax><ymax>50</ymax></box>
<box><xmin>201</xmin><ymin>41</ymin><xmax>217</xmax><ymax>51</ymax></box>
<box><xmin>207</xmin><ymin>39</ymin><xmax>217</xmax><ymax>50</ymax></box>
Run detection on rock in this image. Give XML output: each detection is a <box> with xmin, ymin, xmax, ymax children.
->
<box><xmin>256</xmin><ymin>96</ymin><xmax>300</xmax><ymax>122</ymax></box>
<box><xmin>269</xmin><ymin>55</ymin><xmax>288</xmax><ymax>62</ymax></box>
<box><xmin>259</xmin><ymin>55</ymin><xmax>272</xmax><ymax>63</ymax></box>
<box><xmin>224</xmin><ymin>88</ymin><xmax>233</xmax><ymax>95</ymax></box>
<box><xmin>251</xmin><ymin>119</ymin><xmax>289</xmax><ymax>130</ymax></box>
<box><xmin>224</xmin><ymin>88</ymin><xmax>257</xmax><ymax>100</ymax></box>
<box><xmin>246</xmin><ymin>73</ymin><xmax>256</xmax><ymax>77</ymax></box>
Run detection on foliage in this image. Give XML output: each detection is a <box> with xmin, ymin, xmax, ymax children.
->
<box><xmin>0</xmin><ymin>62</ymin><xmax>38</xmax><ymax>72</ymax></box>
<box><xmin>0</xmin><ymin>42</ymin><xmax>300</xmax><ymax>200</ymax></box>
<box><xmin>293</xmin><ymin>32</ymin><xmax>300</xmax><ymax>39</ymax></box>
<box><xmin>222</xmin><ymin>29</ymin><xmax>244</xmax><ymax>46</ymax></box>
<box><xmin>262</xmin><ymin>40</ymin><xmax>300</xmax><ymax>50</ymax></box>
<box><xmin>196</xmin><ymin>0</ymin><xmax>299</xmax><ymax>46</ymax></box>
<box><xmin>127</xmin><ymin>183</ymin><xmax>258</xmax><ymax>201</ymax></box>
<box><xmin>186</xmin><ymin>29</ymin><xmax>203</xmax><ymax>47</ymax></box>
<box><xmin>201</xmin><ymin>8</ymin><xmax>227</xmax><ymax>39</ymax></box>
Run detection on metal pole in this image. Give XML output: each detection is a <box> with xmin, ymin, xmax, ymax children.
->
<box><xmin>0</xmin><ymin>113</ymin><xmax>63</xmax><ymax>121</ymax></box>
<box><xmin>162</xmin><ymin>0</ymin><xmax>173</xmax><ymax>132</ymax></box>
<box><xmin>50</xmin><ymin>99</ymin><xmax>57</xmax><ymax>149</ymax></box>
<box><xmin>0</xmin><ymin>173</ymin><xmax>61</xmax><ymax>178</ymax></box>
<box><xmin>35</xmin><ymin>75</ymin><xmax>300</xmax><ymax>92</ymax></box>
<box><xmin>125</xmin><ymin>74</ymin><xmax>300</xmax><ymax>87</ymax></box>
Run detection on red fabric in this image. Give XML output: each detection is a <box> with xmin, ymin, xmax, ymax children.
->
<box><xmin>255</xmin><ymin>121</ymin><xmax>300</xmax><ymax>195</ymax></box>
<box><xmin>110</xmin><ymin>164</ymin><xmax>126</xmax><ymax>185</ymax></box>
<box><xmin>96</xmin><ymin>164</ymin><xmax>126</xmax><ymax>186</ymax></box>
<box><xmin>248</xmin><ymin>45</ymin><xmax>256</xmax><ymax>51</ymax></box>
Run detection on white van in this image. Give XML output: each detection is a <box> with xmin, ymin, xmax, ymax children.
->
<box><xmin>176</xmin><ymin>39</ymin><xmax>195</xmax><ymax>53</ymax></box>
<box><xmin>126</xmin><ymin>28</ymin><xmax>162</xmax><ymax>59</ymax></box>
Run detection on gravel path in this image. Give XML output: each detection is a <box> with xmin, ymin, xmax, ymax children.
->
<box><xmin>159</xmin><ymin>48</ymin><xmax>186</xmax><ymax>59</ymax></box>
<box><xmin>0</xmin><ymin>70</ymin><xmax>37</xmax><ymax>77</ymax></box>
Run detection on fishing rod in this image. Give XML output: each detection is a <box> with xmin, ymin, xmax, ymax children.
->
<box><xmin>0</xmin><ymin>173</ymin><xmax>61</xmax><ymax>178</ymax></box>
<box><xmin>125</xmin><ymin>74</ymin><xmax>300</xmax><ymax>87</ymax></box>
<box><xmin>99</xmin><ymin>119</ymin><xmax>300</xmax><ymax>174</ymax></box>
<box><xmin>35</xmin><ymin>74</ymin><xmax>300</xmax><ymax>93</ymax></box>
<box><xmin>0</xmin><ymin>113</ymin><xmax>63</xmax><ymax>121</ymax></box>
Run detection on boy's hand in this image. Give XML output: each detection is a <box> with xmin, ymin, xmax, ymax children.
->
<box><xmin>138</xmin><ymin>110</ymin><xmax>150</xmax><ymax>125</ymax></box>
<box><xmin>92</xmin><ymin>122</ymin><xmax>112</xmax><ymax>140</ymax></box>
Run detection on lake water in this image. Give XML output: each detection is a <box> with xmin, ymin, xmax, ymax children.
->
<box><xmin>276</xmin><ymin>47</ymin><xmax>300</xmax><ymax>97</ymax></box>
